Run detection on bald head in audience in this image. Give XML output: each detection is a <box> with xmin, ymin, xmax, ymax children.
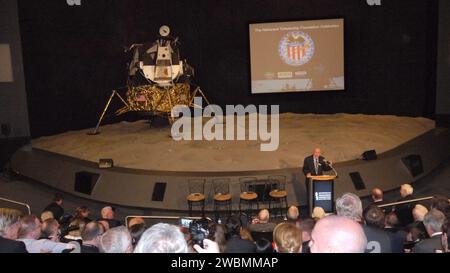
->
<box><xmin>101</xmin><ymin>206</ymin><xmax>114</xmax><ymax>220</ymax></box>
<box><xmin>258</xmin><ymin>209</ymin><xmax>270</xmax><ymax>224</ymax></box>
<box><xmin>287</xmin><ymin>206</ymin><xmax>300</xmax><ymax>223</ymax></box>
<box><xmin>412</xmin><ymin>204</ymin><xmax>429</xmax><ymax>222</ymax></box>
<box><xmin>400</xmin><ymin>184</ymin><xmax>414</xmax><ymax>198</ymax></box>
<box><xmin>371</xmin><ymin>188</ymin><xmax>384</xmax><ymax>203</ymax></box>
<box><xmin>310</xmin><ymin>216</ymin><xmax>367</xmax><ymax>253</ymax></box>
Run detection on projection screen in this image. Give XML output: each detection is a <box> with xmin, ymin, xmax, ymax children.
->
<box><xmin>249</xmin><ymin>18</ymin><xmax>344</xmax><ymax>94</ymax></box>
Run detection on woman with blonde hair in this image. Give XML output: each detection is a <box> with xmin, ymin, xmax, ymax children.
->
<box><xmin>273</xmin><ymin>222</ymin><xmax>302</xmax><ymax>253</ymax></box>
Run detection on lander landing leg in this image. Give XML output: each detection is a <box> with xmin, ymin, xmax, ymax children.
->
<box><xmin>88</xmin><ymin>90</ymin><xmax>129</xmax><ymax>135</ymax></box>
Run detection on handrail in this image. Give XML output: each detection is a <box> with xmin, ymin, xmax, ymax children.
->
<box><xmin>0</xmin><ymin>197</ymin><xmax>31</xmax><ymax>215</ymax></box>
<box><xmin>377</xmin><ymin>196</ymin><xmax>434</xmax><ymax>209</ymax></box>
<box><xmin>125</xmin><ymin>215</ymin><xmax>208</xmax><ymax>228</ymax></box>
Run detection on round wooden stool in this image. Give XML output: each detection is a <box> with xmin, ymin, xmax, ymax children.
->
<box><xmin>186</xmin><ymin>179</ymin><xmax>206</xmax><ymax>217</ymax></box>
<box><xmin>187</xmin><ymin>193</ymin><xmax>206</xmax><ymax>217</ymax></box>
<box><xmin>239</xmin><ymin>192</ymin><xmax>259</xmax><ymax>218</ymax></box>
<box><xmin>268</xmin><ymin>175</ymin><xmax>288</xmax><ymax>219</ymax></box>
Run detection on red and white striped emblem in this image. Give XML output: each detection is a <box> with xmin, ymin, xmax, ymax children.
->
<box><xmin>288</xmin><ymin>46</ymin><xmax>307</xmax><ymax>61</ymax></box>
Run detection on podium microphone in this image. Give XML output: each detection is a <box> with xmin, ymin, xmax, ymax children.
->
<box><xmin>328</xmin><ymin>160</ymin><xmax>338</xmax><ymax>177</ymax></box>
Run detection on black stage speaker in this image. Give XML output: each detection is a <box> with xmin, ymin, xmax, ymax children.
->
<box><xmin>74</xmin><ymin>171</ymin><xmax>100</xmax><ymax>195</ymax></box>
<box><xmin>362</xmin><ymin>150</ymin><xmax>378</xmax><ymax>161</ymax></box>
<box><xmin>152</xmin><ymin>182</ymin><xmax>167</xmax><ymax>202</ymax></box>
<box><xmin>402</xmin><ymin>155</ymin><xmax>424</xmax><ymax>177</ymax></box>
<box><xmin>349</xmin><ymin>172</ymin><xmax>366</xmax><ymax>191</ymax></box>
<box><xmin>1</xmin><ymin>123</ymin><xmax>11</xmax><ymax>137</ymax></box>
<box><xmin>99</xmin><ymin>159</ymin><xmax>114</xmax><ymax>169</ymax></box>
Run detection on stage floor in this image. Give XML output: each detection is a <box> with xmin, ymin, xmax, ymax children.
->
<box><xmin>32</xmin><ymin>114</ymin><xmax>435</xmax><ymax>172</ymax></box>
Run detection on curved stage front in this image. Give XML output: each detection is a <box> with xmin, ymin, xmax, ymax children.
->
<box><xmin>9</xmin><ymin>114</ymin><xmax>450</xmax><ymax>212</ymax></box>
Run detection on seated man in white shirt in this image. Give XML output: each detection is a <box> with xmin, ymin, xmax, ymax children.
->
<box><xmin>17</xmin><ymin>215</ymin><xmax>75</xmax><ymax>253</ymax></box>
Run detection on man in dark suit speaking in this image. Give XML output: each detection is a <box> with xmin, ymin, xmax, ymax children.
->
<box><xmin>302</xmin><ymin>148</ymin><xmax>333</xmax><ymax>210</ymax></box>
<box><xmin>303</xmin><ymin>148</ymin><xmax>332</xmax><ymax>177</ymax></box>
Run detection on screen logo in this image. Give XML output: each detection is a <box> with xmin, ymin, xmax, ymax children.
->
<box><xmin>279</xmin><ymin>31</ymin><xmax>315</xmax><ymax>67</ymax></box>
<box><xmin>315</xmin><ymin>192</ymin><xmax>332</xmax><ymax>201</ymax></box>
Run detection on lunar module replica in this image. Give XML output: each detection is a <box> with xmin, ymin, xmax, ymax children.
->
<box><xmin>90</xmin><ymin>26</ymin><xmax>209</xmax><ymax>134</ymax></box>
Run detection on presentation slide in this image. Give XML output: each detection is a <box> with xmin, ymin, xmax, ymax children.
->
<box><xmin>249</xmin><ymin>18</ymin><xmax>344</xmax><ymax>94</ymax></box>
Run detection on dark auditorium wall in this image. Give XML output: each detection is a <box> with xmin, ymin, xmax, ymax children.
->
<box><xmin>0</xmin><ymin>0</ymin><xmax>30</xmax><ymax>138</ymax></box>
<box><xmin>436</xmin><ymin>0</ymin><xmax>450</xmax><ymax>126</ymax></box>
<box><xmin>17</xmin><ymin>0</ymin><xmax>439</xmax><ymax>138</ymax></box>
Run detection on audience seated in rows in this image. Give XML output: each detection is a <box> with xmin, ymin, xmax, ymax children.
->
<box><xmin>1</xmin><ymin>186</ymin><xmax>449</xmax><ymax>254</ymax></box>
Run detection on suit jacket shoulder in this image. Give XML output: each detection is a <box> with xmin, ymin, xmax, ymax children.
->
<box><xmin>248</xmin><ymin>223</ymin><xmax>277</xmax><ymax>233</ymax></box>
<box><xmin>0</xmin><ymin>237</ymin><xmax>28</xmax><ymax>253</ymax></box>
<box><xmin>225</xmin><ymin>237</ymin><xmax>256</xmax><ymax>253</ymax></box>
<box><xmin>412</xmin><ymin>236</ymin><xmax>442</xmax><ymax>253</ymax></box>
<box><xmin>363</xmin><ymin>225</ymin><xmax>393</xmax><ymax>253</ymax></box>
<box><xmin>303</xmin><ymin>156</ymin><xmax>313</xmax><ymax>174</ymax></box>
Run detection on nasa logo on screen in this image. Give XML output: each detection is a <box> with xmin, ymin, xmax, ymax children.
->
<box><xmin>279</xmin><ymin>31</ymin><xmax>315</xmax><ymax>67</ymax></box>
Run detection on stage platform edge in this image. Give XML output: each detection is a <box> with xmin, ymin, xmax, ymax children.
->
<box><xmin>10</xmin><ymin>128</ymin><xmax>450</xmax><ymax>212</ymax></box>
